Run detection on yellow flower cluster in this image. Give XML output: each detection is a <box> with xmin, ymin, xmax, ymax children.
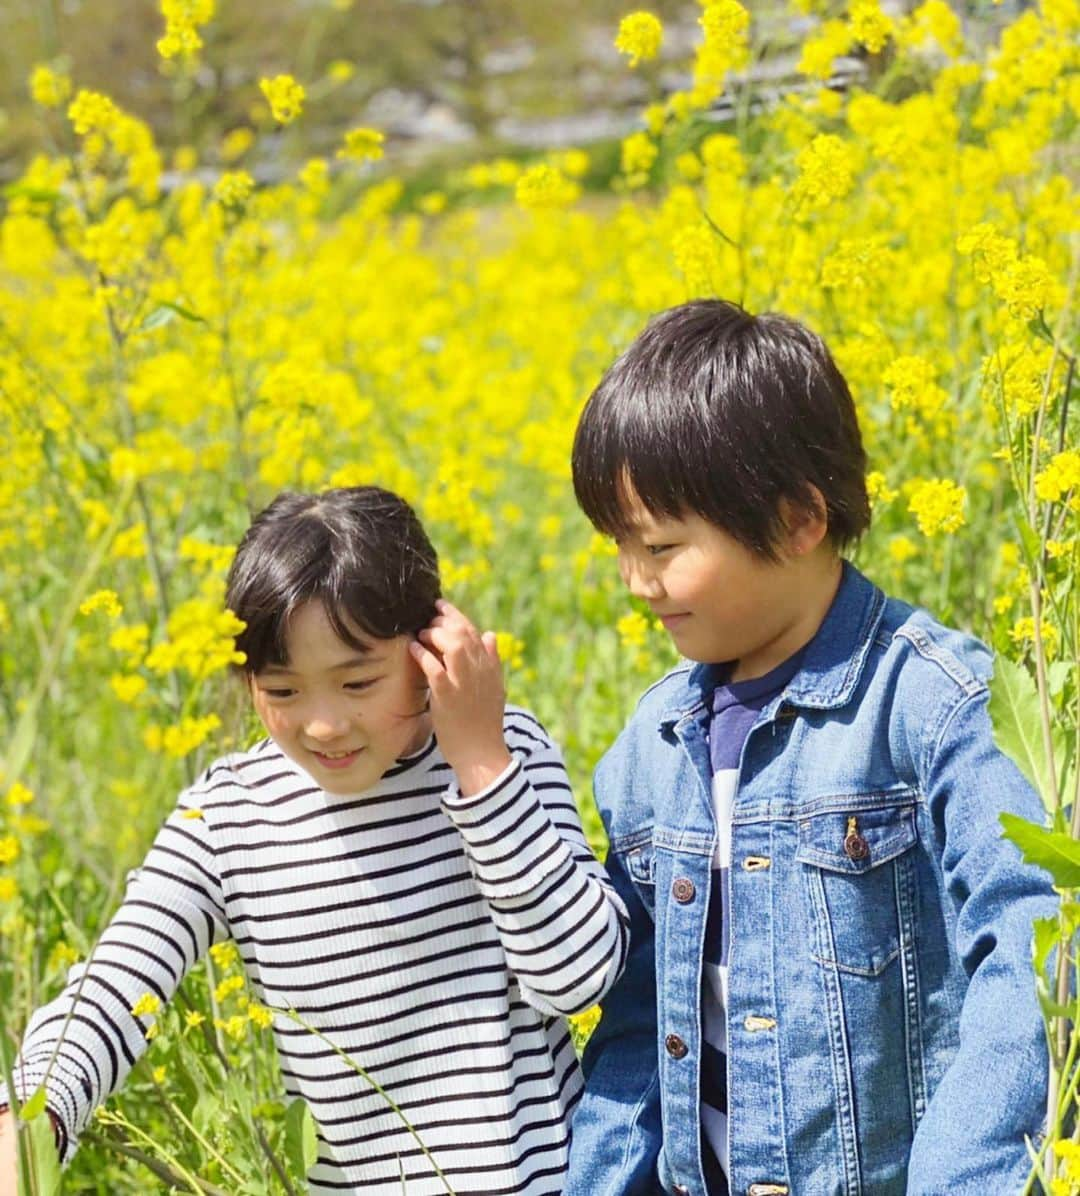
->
<box><xmin>615</xmin><ymin>12</ymin><xmax>664</xmax><ymax>67</ymax></box>
<box><xmin>907</xmin><ymin>479</ymin><xmax>967</xmax><ymax>537</ymax></box>
<box><xmin>792</xmin><ymin>134</ymin><xmax>857</xmax><ymax>209</ymax></box>
<box><xmin>79</xmin><ymin>589</ymin><xmax>123</xmax><ymax>619</ymax></box>
<box><xmin>515</xmin><ymin>164</ymin><xmax>580</xmax><ymax>210</ymax></box>
<box><xmin>259</xmin><ymin>75</ymin><xmax>306</xmax><ymax>125</ymax></box>
<box><xmin>29</xmin><ymin>65</ymin><xmax>72</xmax><ymax>108</ymax></box>
<box><xmin>1035</xmin><ymin>453</ymin><xmax>1080</xmax><ymax>505</ymax></box>
<box><xmin>337</xmin><ymin>127</ymin><xmax>385</xmax><ymax>163</ymax></box>
<box><xmin>143</xmin><ymin>594</ymin><xmax>245</xmax><ymax>680</ymax></box>
<box><xmin>143</xmin><ymin>714</ymin><xmax>223</xmax><ymax>757</ymax></box>
<box><xmin>157</xmin><ymin>0</ymin><xmax>215</xmax><ymax>60</ymax></box>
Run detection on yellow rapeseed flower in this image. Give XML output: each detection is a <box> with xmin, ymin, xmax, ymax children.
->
<box><xmin>6</xmin><ymin>783</ymin><xmax>34</xmax><ymax>808</ymax></box>
<box><xmin>79</xmin><ymin>589</ymin><xmax>123</xmax><ymax>619</ymax></box>
<box><xmin>259</xmin><ymin>75</ymin><xmax>306</xmax><ymax>125</ymax></box>
<box><xmin>792</xmin><ymin>134</ymin><xmax>857</xmax><ymax>209</ymax></box>
<box><xmin>907</xmin><ymin>478</ymin><xmax>967</xmax><ymax>536</ymax></box>
<box><xmin>1035</xmin><ymin>452</ymin><xmax>1080</xmax><ymax>503</ymax></box>
<box><xmin>617</xmin><ymin>611</ymin><xmax>651</xmax><ymax>649</ymax></box>
<box><xmin>131</xmin><ymin>992</ymin><xmax>161</xmax><ymax>1018</ymax></box>
<box><xmin>849</xmin><ymin>0</ymin><xmax>894</xmax><ymax>54</ymax></box>
<box><xmin>109</xmin><ymin>673</ymin><xmax>147</xmax><ymax>703</ymax></box>
<box><xmin>615</xmin><ymin>13</ymin><xmax>664</xmax><ymax>67</ymax></box>
<box><xmin>213</xmin><ymin>170</ymin><xmax>255</xmax><ymax>209</ymax></box>
<box><xmin>0</xmin><ymin>837</ymin><xmax>19</xmax><ymax>865</ymax></box>
<box><xmin>337</xmin><ymin>127</ymin><xmax>385</xmax><ymax>162</ymax></box>
<box><xmin>515</xmin><ymin>164</ymin><xmax>579</xmax><ymax>210</ymax></box>
<box><xmin>157</xmin><ymin>0</ymin><xmax>215</xmax><ymax>60</ymax></box>
<box><xmin>29</xmin><ymin>65</ymin><xmax>72</xmax><ymax>108</ymax></box>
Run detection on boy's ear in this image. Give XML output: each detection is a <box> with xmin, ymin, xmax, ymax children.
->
<box><xmin>779</xmin><ymin>486</ymin><xmax>829</xmax><ymax>557</ymax></box>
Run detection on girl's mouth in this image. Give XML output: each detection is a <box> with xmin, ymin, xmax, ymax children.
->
<box><xmin>313</xmin><ymin>749</ymin><xmax>363</xmax><ymax>769</ymax></box>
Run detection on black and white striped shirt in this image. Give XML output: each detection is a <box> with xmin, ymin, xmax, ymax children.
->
<box><xmin>3</xmin><ymin>708</ymin><xmax>629</xmax><ymax>1193</ymax></box>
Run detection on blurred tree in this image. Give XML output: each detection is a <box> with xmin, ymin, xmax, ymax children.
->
<box><xmin>0</xmin><ymin>0</ymin><xmax>687</xmax><ymax>178</ymax></box>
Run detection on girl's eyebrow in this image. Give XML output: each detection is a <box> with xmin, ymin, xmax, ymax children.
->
<box><xmin>258</xmin><ymin>654</ymin><xmax>383</xmax><ymax>677</ymax></box>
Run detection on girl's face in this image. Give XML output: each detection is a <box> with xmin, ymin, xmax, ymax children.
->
<box><xmin>249</xmin><ymin>601</ymin><xmax>432</xmax><ymax>796</ymax></box>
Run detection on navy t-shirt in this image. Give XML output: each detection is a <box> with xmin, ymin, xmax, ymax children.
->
<box><xmin>701</xmin><ymin>650</ymin><xmax>804</xmax><ymax>1194</ymax></box>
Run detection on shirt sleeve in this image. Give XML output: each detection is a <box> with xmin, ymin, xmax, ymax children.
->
<box><xmin>441</xmin><ymin>715</ymin><xmax>630</xmax><ymax>1018</ymax></box>
<box><xmin>0</xmin><ymin>782</ymin><xmax>228</xmax><ymax>1163</ymax></box>
<box><xmin>906</xmin><ymin>686</ymin><xmax>1056</xmax><ymax>1194</ymax></box>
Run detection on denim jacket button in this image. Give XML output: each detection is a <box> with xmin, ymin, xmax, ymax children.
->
<box><xmin>665</xmin><ymin>1033</ymin><xmax>688</xmax><ymax>1059</ymax></box>
<box><xmin>844</xmin><ymin>830</ymin><xmax>870</xmax><ymax>860</ymax></box>
<box><xmin>672</xmin><ymin>877</ymin><xmax>696</xmax><ymax>903</ymax></box>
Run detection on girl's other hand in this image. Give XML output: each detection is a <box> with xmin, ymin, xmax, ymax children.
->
<box><xmin>0</xmin><ymin>1110</ymin><xmax>18</xmax><ymax>1195</ymax></box>
<box><xmin>410</xmin><ymin>600</ymin><xmax>512</xmax><ymax>795</ymax></box>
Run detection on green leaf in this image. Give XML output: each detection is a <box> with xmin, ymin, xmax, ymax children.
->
<box><xmin>284</xmin><ymin>1097</ymin><xmax>318</xmax><ymax>1178</ymax></box>
<box><xmin>1047</xmin><ymin>662</ymin><xmax>1075</xmax><ymax>700</ymax></box>
<box><xmin>18</xmin><ymin>1087</ymin><xmax>47</xmax><ymax>1122</ymax></box>
<box><xmin>1033</xmin><ymin>915</ymin><xmax>1058</xmax><ymax>974</ymax></box>
<box><xmin>990</xmin><ymin>657</ymin><xmax>1057</xmax><ymax>808</ymax></box>
<box><xmin>21</xmin><ymin>1110</ymin><xmax>62</xmax><ymax>1196</ymax></box>
<box><xmin>138</xmin><ymin>301</ymin><xmax>207</xmax><ymax>332</ymax></box>
<box><xmin>1001</xmin><ymin>812</ymin><xmax>1080</xmax><ymax>888</ymax></box>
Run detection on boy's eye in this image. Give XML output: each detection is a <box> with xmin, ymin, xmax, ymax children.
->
<box><xmin>646</xmin><ymin>543</ymin><xmax>675</xmax><ymax>556</ymax></box>
<box><xmin>261</xmin><ymin>687</ymin><xmax>296</xmax><ymax>699</ymax></box>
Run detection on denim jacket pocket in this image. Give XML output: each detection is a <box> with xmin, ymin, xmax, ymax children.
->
<box><xmin>612</xmin><ymin>829</ymin><xmax>657</xmax><ymax>918</ymax></box>
<box><xmin>796</xmin><ymin>800</ymin><xmax>919</xmax><ymax>978</ymax></box>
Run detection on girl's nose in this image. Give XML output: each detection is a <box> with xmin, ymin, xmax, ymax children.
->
<box><xmin>304</xmin><ymin>710</ymin><xmax>351</xmax><ymax>741</ymax></box>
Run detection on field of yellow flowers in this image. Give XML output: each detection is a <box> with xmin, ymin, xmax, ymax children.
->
<box><xmin>0</xmin><ymin>0</ymin><xmax>1077</xmax><ymax>1191</ymax></box>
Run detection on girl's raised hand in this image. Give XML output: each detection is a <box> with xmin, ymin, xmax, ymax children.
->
<box><xmin>409</xmin><ymin>599</ymin><xmax>512</xmax><ymax>795</ymax></box>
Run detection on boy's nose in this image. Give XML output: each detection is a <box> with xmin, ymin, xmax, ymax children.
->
<box><xmin>620</xmin><ymin>558</ymin><xmax>664</xmax><ymax>601</ymax></box>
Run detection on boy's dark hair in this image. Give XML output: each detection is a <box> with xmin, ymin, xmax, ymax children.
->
<box><xmin>226</xmin><ymin>487</ymin><xmax>440</xmax><ymax>674</ymax></box>
<box><xmin>572</xmin><ymin>299</ymin><xmax>870</xmax><ymax>558</ymax></box>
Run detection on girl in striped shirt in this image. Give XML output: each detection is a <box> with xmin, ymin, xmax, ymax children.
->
<box><xmin>0</xmin><ymin>486</ymin><xmax>629</xmax><ymax>1195</ymax></box>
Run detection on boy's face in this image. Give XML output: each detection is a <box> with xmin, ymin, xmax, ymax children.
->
<box><xmin>249</xmin><ymin>601</ymin><xmax>432</xmax><ymax>795</ymax></box>
<box><xmin>613</xmin><ymin>489</ymin><xmax>837</xmax><ymax>681</ymax></box>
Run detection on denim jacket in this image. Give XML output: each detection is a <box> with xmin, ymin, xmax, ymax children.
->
<box><xmin>566</xmin><ymin>563</ymin><xmax>1054</xmax><ymax>1196</ymax></box>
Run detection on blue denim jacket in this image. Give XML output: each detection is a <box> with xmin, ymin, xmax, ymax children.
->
<box><xmin>566</xmin><ymin>563</ymin><xmax>1054</xmax><ymax>1196</ymax></box>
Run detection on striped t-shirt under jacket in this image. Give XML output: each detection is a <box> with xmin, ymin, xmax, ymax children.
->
<box><xmin>2</xmin><ymin>708</ymin><xmax>629</xmax><ymax>1194</ymax></box>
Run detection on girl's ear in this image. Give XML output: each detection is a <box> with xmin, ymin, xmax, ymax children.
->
<box><xmin>779</xmin><ymin>485</ymin><xmax>830</xmax><ymax>557</ymax></box>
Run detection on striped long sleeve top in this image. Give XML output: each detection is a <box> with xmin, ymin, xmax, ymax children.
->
<box><xmin>2</xmin><ymin>707</ymin><xmax>629</xmax><ymax>1194</ymax></box>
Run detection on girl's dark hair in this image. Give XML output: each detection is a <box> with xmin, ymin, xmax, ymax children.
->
<box><xmin>572</xmin><ymin>299</ymin><xmax>870</xmax><ymax>559</ymax></box>
<box><xmin>225</xmin><ymin>487</ymin><xmax>440</xmax><ymax>674</ymax></box>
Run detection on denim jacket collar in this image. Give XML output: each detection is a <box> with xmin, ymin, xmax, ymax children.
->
<box><xmin>661</xmin><ymin>561</ymin><xmax>886</xmax><ymax>725</ymax></box>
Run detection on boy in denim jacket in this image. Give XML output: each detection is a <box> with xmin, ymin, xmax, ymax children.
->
<box><xmin>565</xmin><ymin>300</ymin><xmax>1054</xmax><ymax>1196</ymax></box>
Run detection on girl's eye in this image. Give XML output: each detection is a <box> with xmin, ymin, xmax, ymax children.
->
<box><xmin>345</xmin><ymin>679</ymin><xmax>377</xmax><ymax>692</ymax></box>
<box><xmin>261</xmin><ymin>688</ymin><xmax>295</xmax><ymax>699</ymax></box>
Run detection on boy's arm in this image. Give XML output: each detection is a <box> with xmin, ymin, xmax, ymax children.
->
<box><xmin>564</xmin><ymin>832</ymin><xmax>663</xmax><ymax>1196</ymax></box>
<box><xmin>0</xmin><ymin>784</ymin><xmax>228</xmax><ymax>1165</ymax></box>
<box><xmin>442</xmin><ymin>722</ymin><xmax>631</xmax><ymax>1017</ymax></box>
<box><xmin>906</xmin><ymin>686</ymin><xmax>1055</xmax><ymax>1194</ymax></box>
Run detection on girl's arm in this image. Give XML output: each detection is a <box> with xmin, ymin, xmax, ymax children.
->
<box><xmin>442</xmin><ymin>718</ymin><xmax>631</xmax><ymax>1017</ymax></box>
<box><xmin>0</xmin><ymin>776</ymin><xmax>229</xmax><ymax>1165</ymax></box>
<box><xmin>412</xmin><ymin>601</ymin><xmax>630</xmax><ymax>1017</ymax></box>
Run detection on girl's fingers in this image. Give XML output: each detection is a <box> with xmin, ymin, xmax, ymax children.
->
<box><xmin>481</xmin><ymin>630</ymin><xmax>499</xmax><ymax>661</ymax></box>
<box><xmin>408</xmin><ymin>639</ymin><xmax>446</xmax><ymax>683</ymax></box>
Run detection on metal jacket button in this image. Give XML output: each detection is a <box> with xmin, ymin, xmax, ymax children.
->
<box><xmin>673</xmin><ymin>1187</ymin><xmax>690</xmax><ymax>1196</ymax></box>
<box><xmin>672</xmin><ymin>877</ymin><xmax>695</xmax><ymax>903</ymax></box>
<box><xmin>747</xmin><ymin>1185</ymin><xmax>790</xmax><ymax>1195</ymax></box>
<box><xmin>665</xmin><ymin>1033</ymin><xmax>688</xmax><ymax>1059</ymax></box>
<box><xmin>844</xmin><ymin>815</ymin><xmax>869</xmax><ymax>861</ymax></box>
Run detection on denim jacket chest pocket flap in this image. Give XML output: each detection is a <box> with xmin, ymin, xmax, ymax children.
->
<box><xmin>612</xmin><ymin>829</ymin><xmax>657</xmax><ymax>917</ymax></box>
<box><xmin>795</xmin><ymin>800</ymin><xmax>920</xmax><ymax>977</ymax></box>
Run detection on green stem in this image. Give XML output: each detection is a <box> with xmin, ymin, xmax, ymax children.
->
<box><xmin>284</xmin><ymin>1008</ymin><xmax>458</xmax><ymax>1196</ymax></box>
